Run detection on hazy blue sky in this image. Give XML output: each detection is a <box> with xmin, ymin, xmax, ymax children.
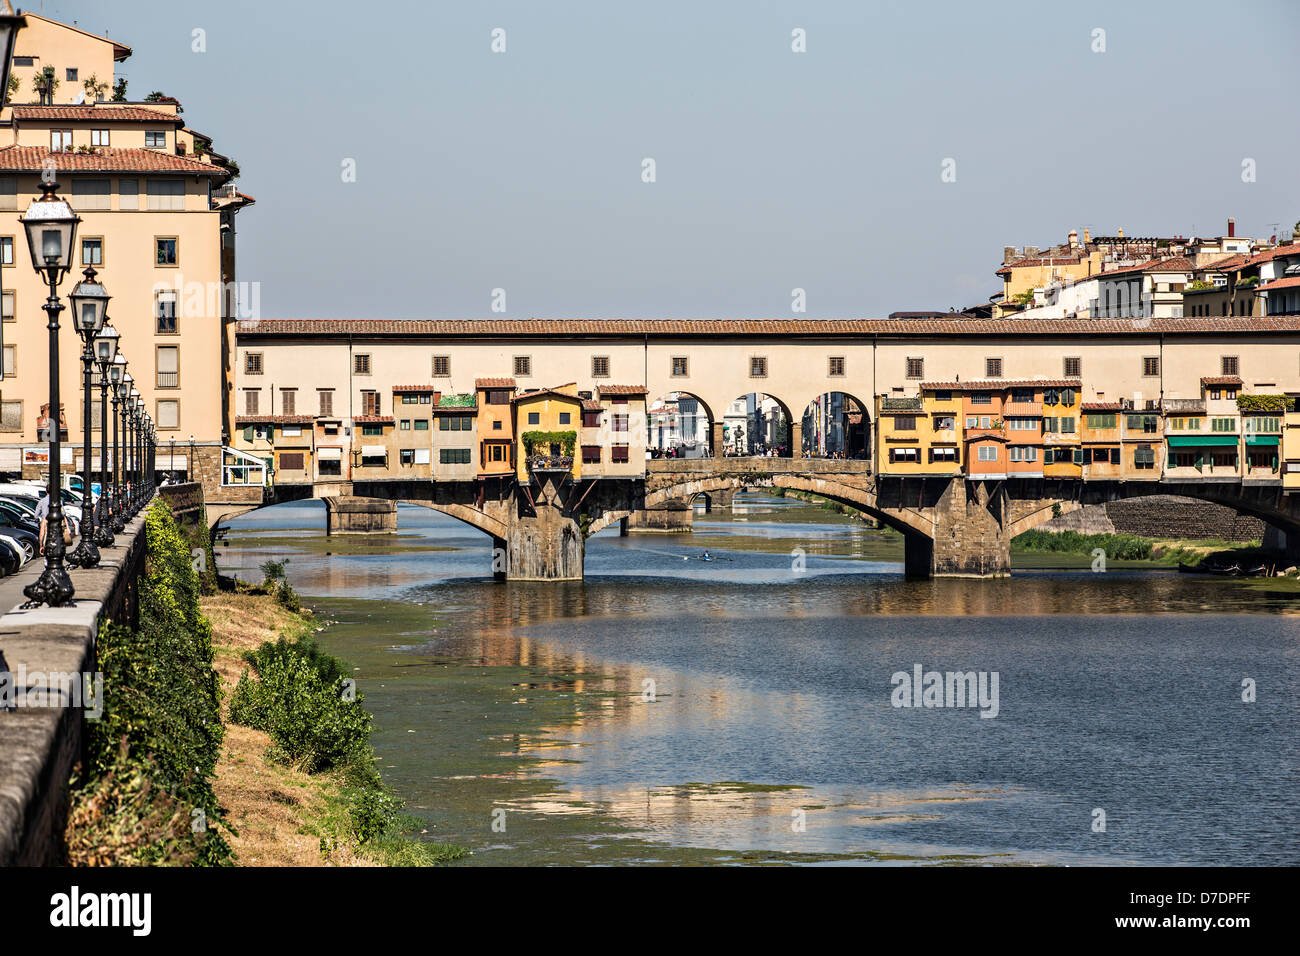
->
<box><xmin>37</xmin><ymin>0</ymin><xmax>1300</xmax><ymax>318</ymax></box>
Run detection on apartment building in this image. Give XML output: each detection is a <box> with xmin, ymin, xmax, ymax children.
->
<box><xmin>0</xmin><ymin>14</ymin><xmax>249</xmax><ymax>479</ymax></box>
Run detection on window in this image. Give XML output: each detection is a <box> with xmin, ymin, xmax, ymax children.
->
<box><xmin>0</xmin><ymin>237</ymin><xmax>10</xmax><ymax>264</ymax></box>
<box><xmin>582</xmin><ymin>445</ymin><xmax>601</xmax><ymax>464</ymax></box>
<box><xmin>491</xmin><ymin>420</ymin><xmax>502</xmax><ymax>430</ymax></box>
<box><xmin>281</xmin><ymin>389</ymin><xmax>296</xmax><ymax>415</ymax></box>
<box><xmin>592</xmin><ymin>356</ymin><xmax>610</xmax><ymax>378</ymax></box>
<box><xmin>362</xmin><ymin>391</ymin><xmax>380</xmax><ymax>415</ymax></box>
<box><xmin>400</xmin><ymin>449</ymin><xmax>415</xmax><ymax>465</ymax></box>
<box><xmin>513</xmin><ymin>356</ymin><xmax>531</xmax><ymax>377</ymax></box>
<box><xmin>1134</xmin><ymin>446</ymin><xmax>1156</xmax><ymax>469</ymax></box>
<box><xmin>1222</xmin><ymin>356</ymin><xmax>1239</xmax><ymax>376</ymax></box>
<box><xmin>1014</xmin><ymin>389</ymin><xmax>1035</xmax><ymax>403</ymax></box>
<box><xmin>1211</xmin><ymin>417</ymin><xmax>1236</xmax><ymax>432</ymax></box>
<box><xmin>977</xmin><ymin>446</ymin><xmax>998</xmax><ymax>462</ymax></box>
<box><xmin>828</xmin><ymin>356</ymin><xmax>845</xmax><ymax>377</ymax></box>
<box><xmin>985</xmin><ymin>357</ymin><xmax>1002</xmax><ymax>378</ymax></box>
<box><xmin>0</xmin><ymin>179</ymin><xmax>14</xmax><ymax>213</ymax></box>
<box><xmin>894</xmin><ymin>415</ymin><xmax>917</xmax><ymax>431</ymax></box>
<box><xmin>527</xmin><ymin>412</ymin><xmax>540</xmax><ymax>425</ymax></box>
<box><xmin>145</xmin><ymin>130</ymin><xmax>166</xmax><ymax>149</ymax></box>
<box><xmin>906</xmin><ymin>357</ymin><xmax>924</xmax><ymax>379</ymax></box>
<box><xmin>929</xmin><ymin>447</ymin><xmax>958</xmax><ymax>463</ymax></box>
<box><xmin>439</xmin><ymin>449</ymin><xmax>472</xmax><ymax>465</ymax></box>
<box><xmin>81</xmin><ymin>237</ymin><xmax>103</xmax><ymax>265</ymax></box>
<box><xmin>558</xmin><ymin>412</ymin><xmax>571</xmax><ymax>425</ymax></box>
<box><xmin>432</xmin><ymin>355</ymin><xmax>450</xmax><ymax>377</ymax></box>
<box><xmin>147</xmin><ymin>180</ymin><xmax>184</xmax><ymax>211</ymax></box>
<box><xmin>934</xmin><ymin>415</ymin><xmax>955</xmax><ymax>431</ymax></box>
<box><xmin>749</xmin><ymin>356</ymin><xmax>768</xmax><ymax>377</ymax></box>
<box><xmin>438</xmin><ymin>416</ymin><xmax>473</xmax><ymax>431</ymax></box>
<box><xmin>1245</xmin><ymin>416</ymin><xmax>1280</xmax><ymax>433</ymax></box>
<box><xmin>156</xmin><ymin>346</ymin><xmax>179</xmax><ymax>388</ymax></box>
<box><xmin>583</xmin><ymin>409</ymin><xmax>601</xmax><ymax>427</ymax></box>
<box><xmin>1043</xmin><ymin>416</ymin><xmax>1057</xmax><ymax>432</ymax></box>
<box><xmin>71</xmin><ymin>179</ymin><xmax>110</xmax><ymax>210</ymax></box>
<box><xmin>970</xmin><ymin>391</ymin><xmax>991</xmax><ymax>405</ymax></box>
<box><xmin>280</xmin><ymin>453</ymin><xmax>305</xmax><ymax>471</ymax></box>
<box><xmin>65</xmin><ymin>68</ymin><xmax>78</xmax><ymax>82</ymax></box>
<box><xmin>1064</xmin><ymin>356</ymin><xmax>1081</xmax><ymax>378</ymax></box>
<box><xmin>889</xmin><ymin>447</ymin><xmax>920</xmax><ymax>463</ymax></box>
<box><xmin>244</xmin><ymin>390</ymin><xmax>259</xmax><ymax>415</ymax></box>
<box><xmin>156</xmin><ymin>399</ymin><xmax>179</xmax><ymax>429</ymax></box>
<box><xmin>1058</xmin><ymin>416</ymin><xmax>1075</xmax><ymax>433</ymax></box>
<box><xmin>118</xmin><ymin>178</ymin><xmax>139</xmax><ymax>210</ymax></box>
<box><xmin>1009</xmin><ymin>446</ymin><xmax>1037</xmax><ymax>462</ymax></box>
<box><xmin>613</xmin><ymin>414</ymin><xmax>628</xmax><ymax>432</ymax></box>
<box><xmin>50</xmin><ymin>130</ymin><xmax>73</xmax><ymax>152</ymax></box>
<box><xmin>671</xmin><ymin>356</ymin><xmax>688</xmax><ymax>377</ymax></box>
<box><xmin>1086</xmin><ymin>413</ymin><xmax>1116</xmax><ymax>429</ymax></box>
<box><xmin>354</xmin><ymin>353</ymin><xmax>371</xmax><ymax>375</ymax></box>
<box><xmin>1007</xmin><ymin>418</ymin><xmax>1036</xmax><ymax>431</ymax></box>
<box><xmin>154</xmin><ymin>237</ymin><xmax>179</xmax><ymax>266</ymax></box>
<box><xmin>414</xmin><ymin>419</ymin><xmax>429</xmax><ymax>431</ymax></box>
<box><xmin>2</xmin><ymin>344</ymin><xmax>14</xmax><ymax>378</ymax></box>
<box><xmin>611</xmin><ymin>445</ymin><xmax>630</xmax><ymax>463</ymax></box>
<box><xmin>933</xmin><ymin>390</ymin><xmax>952</xmax><ymax>402</ymax></box>
<box><xmin>487</xmin><ymin>389</ymin><xmax>510</xmax><ymax>405</ymax></box>
<box><xmin>0</xmin><ymin>400</ymin><xmax>20</xmax><ymax>431</ymax></box>
<box><xmin>244</xmin><ymin>352</ymin><xmax>263</xmax><ymax>375</ymax></box>
<box><xmin>91</xmin><ymin>129</ymin><xmax>110</xmax><ymax>147</ymax></box>
<box><xmin>318</xmin><ymin>389</ymin><xmax>334</xmax><ymax>416</ymax></box>
<box><xmin>1142</xmin><ymin>356</ymin><xmax>1160</xmax><ymax>377</ymax></box>
<box><xmin>155</xmin><ymin>291</ymin><xmax>178</xmax><ymax>333</ymax></box>
<box><xmin>2</xmin><ymin>291</ymin><xmax>13</xmax><ymax>322</ymax></box>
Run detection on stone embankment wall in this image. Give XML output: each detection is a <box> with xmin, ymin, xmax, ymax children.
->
<box><xmin>1036</xmin><ymin>495</ymin><xmax>1265</xmax><ymax>541</ymax></box>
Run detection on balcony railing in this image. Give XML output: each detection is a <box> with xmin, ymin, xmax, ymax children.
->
<box><xmin>157</xmin><ymin>372</ymin><xmax>178</xmax><ymax>388</ymax></box>
<box><xmin>527</xmin><ymin>454</ymin><xmax>574</xmax><ymax>472</ymax></box>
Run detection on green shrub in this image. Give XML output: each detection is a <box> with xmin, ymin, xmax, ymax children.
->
<box><xmin>1012</xmin><ymin>529</ymin><xmax>1154</xmax><ymax>561</ymax></box>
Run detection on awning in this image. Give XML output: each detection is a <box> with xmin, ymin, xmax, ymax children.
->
<box><xmin>1166</xmin><ymin>435</ymin><xmax>1238</xmax><ymax>447</ymax></box>
<box><xmin>360</xmin><ymin>445</ymin><xmax>386</xmax><ymax>456</ymax></box>
<box><xmin>1246</xmin><ymin>435</ymin><xmax>1280</xmax><ymax>446</ymax></box>
<box><xmin>317</xmin><ymin>447</ymin><xmax>342</xmax><ymax>460</ymax></box>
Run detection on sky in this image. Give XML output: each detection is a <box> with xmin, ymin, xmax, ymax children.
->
<box><xmin>33</xmin><ymin>0</ymin><xmax>1300</xmax><ymax>319</ymax></box>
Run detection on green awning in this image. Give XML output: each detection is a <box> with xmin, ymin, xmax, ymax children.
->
<box><xmin>1246</xmin><ymin>435</ymin><xmax>1280</xmax><ymax>446</ymax></box>
<box><xmin>1166</xmin><ymin>435</ymin><xmax>1238</xmax><ymax>447</ymax></box>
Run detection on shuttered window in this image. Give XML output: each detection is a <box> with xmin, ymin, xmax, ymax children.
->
<box><xmin>279</xmin><ymin>453</ymin><xmax>304</xmax><ymax>471</ymax></box>
<box><xmin>146</xmin><ymin>179</ymin><xmax>185</xmax><ymax>210</ymax></box>
<box><xmin>71</xmin><ymin>178</ymin><xmax>111</xmax><ymax>210</ymax></box>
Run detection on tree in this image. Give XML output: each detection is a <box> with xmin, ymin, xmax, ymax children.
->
<box><xmin>112</xmin><ymin>77</ymin><xmax>128</xmax><ymax>102</ymax></box>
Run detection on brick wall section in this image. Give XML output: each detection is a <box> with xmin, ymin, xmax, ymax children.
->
<box><xmin>1038</xmin><ymin>495</ymin><xmax>1265</xmax><ymax>541</ymax></box>
<box><xmin>930</xmin><ymin>480</ymin><xmax>1011</xmax><ymax>576</ymax></box>
<box><xmin>158</xmin><ymin>482</ymin><xmax>204</xmax><ymax>526</ymax></box>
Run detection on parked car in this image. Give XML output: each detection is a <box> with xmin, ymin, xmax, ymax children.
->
<box><xmin>0</xmin><ymin>536</ymin><xmax>23</xmax><ymax>575</ymax></box>
<box><xmin>0</xmin><ymin>493</ymin><xmax>81</xmax><ymax>531</ymax></box>
<box><xmin>0</xmin><ymin>525</ymin><xmax>37</xmax><ymax>561</ymax></box>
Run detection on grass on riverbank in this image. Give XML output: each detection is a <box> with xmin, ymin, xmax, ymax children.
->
<box><xmin>1012</xmin><ymin>528</ymin><xmax>1265</xmax><ymax>565</ymax></box>
<box><xmin>205</xmin><ymin>590</ymin><xmax>468</xmax><ymax>866</ymax></box>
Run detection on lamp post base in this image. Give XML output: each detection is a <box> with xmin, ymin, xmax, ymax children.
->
<box><xmin>22</xmin><ymin>563</ymin><xmax>75</xmax><ymax>608</ymax></box>
<box><xmin>92</xmin><ymin>524</ymin><xmax>115</xmax><ymax>548</ymax></box>
<box><xmin>67</xmin><ymin>538</ymin><xmax>100</xmax><ymax>568</ymax></box>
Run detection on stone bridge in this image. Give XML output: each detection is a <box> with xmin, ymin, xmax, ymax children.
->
<box><xmin>205</xmin><ymin>458</ymin><xmax>1300</xmax><ymax>580</ymax></box>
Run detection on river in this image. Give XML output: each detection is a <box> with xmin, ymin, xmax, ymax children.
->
<box><xmin>216</xmin><ymin>495</ymin><xmax>1300</xmax><ymax>866</ymax></box>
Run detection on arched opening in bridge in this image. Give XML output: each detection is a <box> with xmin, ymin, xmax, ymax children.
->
<box><xmin>801</xmin><ymin>392</ymin><xmax>871</xmax><ymax>460</ymax></box>
<box><xmin>647</xmin><ymin>391</ymin><xmax>714</xmax><ymax>459</ymax></box>
<box><xmin>723</xmin><ymin>393</ymin><xmax>794</xmax><ymax>457</ymax></box>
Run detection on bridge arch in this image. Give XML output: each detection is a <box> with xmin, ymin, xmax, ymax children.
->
<box><xmin>647</xmin><ymin>390</ymin><xmax>715</xmax><ymax>459</ymax></box>
<box><xmin>799</xmin><ymin>390</ymin><xmax>872</xmax><ymax>460</ymax></box>
<box><xmin>722</xmin><ymin>391</ymin><xmax>795</xmax><ymax>457</ymax></box>
<box><xmin>207</xmin><ymin>494</ymin><xmax>508</xmax><ymax>543</ymax></box>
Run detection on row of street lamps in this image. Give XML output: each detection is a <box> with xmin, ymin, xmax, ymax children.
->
<box><xmin>0</xmin><ymin>2</ymin><xmax>157</xmax><ymax>608</ymax></box>
<box><xmin>18</xmin><ymin>178</ymin><xmax>157</xmax><ymax>608</ymax></box>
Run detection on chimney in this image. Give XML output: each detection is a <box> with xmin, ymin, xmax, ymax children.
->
<box><xmin>1227</xmin><ymin>217</ymin><xmax>1235</xmax><ymax>238</ymax></box>
<box><xmin>1083</xmin><ymin>228</ymin><xmax>1091</xmax><ymax>244</ymax></box>
<box><xmin>1117</xmin><ymin>227</ymin><xmax>1124</xmax><ymax>238</ymax></box>
<box><xmin>1025</xmin><ymin>245</ymin><xmax>1039</xmax><ymax>257</ymax></box>
<box><xmin>1003</xmin><ymin>246</ymin><xmax>1016</xmax><ymax>264</ymax></box>
<box><xmin>1068</xmin><ymin>228</ymin><xmax>1079</xmax><ymax>249</ymax></box>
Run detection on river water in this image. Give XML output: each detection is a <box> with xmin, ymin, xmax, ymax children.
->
<box><xmin>217</xmin><ymin>496</ymin><xmax>1300</xmax><ymax>866</ymax></box>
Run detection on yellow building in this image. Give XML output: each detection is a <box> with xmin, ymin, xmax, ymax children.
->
<box><xmin>1041</xmin><ymin>384</ymin><xmax>1083</xmax><ymax>477</ymax></box>
<box><xmin>513</xmin><ymin>385</ymin><xmax>583</xmax><ymax>481</ymax></box>
<box><xmin>876</xmin><ymin>387</ymin><xmax>961</xmax><ymax>476</ymax></box>
<box><xmin>0</xmin><ymin>13</ymin><xmax>248</xmax><ymax>483</ymax></box>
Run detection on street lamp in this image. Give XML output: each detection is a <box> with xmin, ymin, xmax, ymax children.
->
<box><xmin>109</xmin><ymin>357</ymin><xmax>126</xmax><ymax>531</ymax></box>
<box><xmin>127</xmin><ymin>389</ymin><xmax>140</xmax><ymax>516</ymax></box>
<box><xmin>18</xmin><ymin>176</ymin><xmax>81</xmax><ymax>607</ymax></box>
<box><xmin>66</xmin><ymin>266</ymin><xmax>109</xmax><ymax>569</ymax></box>
<box><xmin>92</xmin><ymin>325</ymin><xmax>119</xmax><ymax>548</ymax></box>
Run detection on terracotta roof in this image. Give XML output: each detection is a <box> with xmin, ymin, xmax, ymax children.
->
<box><xmin>10</xmin><ymin>105</ymin><xmax>182</xmax><ymax>124</ymax></box>
<box><xmin>996</xmin><ymin>255</ymin><xmax>1082</xmax><ymax>275</ymax></box>
<box><xmin>353</xmin><ymin>415</ymin><xmax>394</xmax><ymax>423</ymax></box>
<box><xmin>511</xmin><ymin>387</ymin><xmax>582</xmax><ymax>404</ymax></box>
<box><xmin>236</xmin><ymin>415</ymin><xmax>314</xmax><ymax>426</ymax></box>
<box><xmin>236</xmin><ymin>317</ymin><xmax>1300</xmax><ymax>338</ymax></box>
<box><xmin>1199</xmin><ymin>254</ymin><xmax>1249</xmax><ymax>273</ymax></box>
<box><xmin>1081</xmin><ymin>402</ymin><xmax>1122</xmax><ymax>411</ymax></box>
<box><xmin>1200</xmin><ymin>376</ymin><xmax>1242</xmax><ymax>386</ymax></box>
<box><xmin>0</xmin><ymin>145</ymin><xmax>228</xmax><ymax>177</ymax></box>
<box><xmin>1262</xmin><ymin>275</ymin><xmax>1300</xmax><ymax>292</ymax></box>
<box><xmin>597</xmin><ymin>384</ymin><xmax>649</xmax><ymax>396</ymax></box>
<box><xmin>475</xmin><ymin>377</ymin><xmax>516</xmax><ymax>389</ymax></box>
<box><xmin>1241</xmin><ymin>243</ymin><xmax>1300</xmax><ymax>269</ymax></box>
<box><xmin>1145</xmin><ymin>256</ymin><xmax>1193</xmax><ymax>273</ymax></box>
<box><xmin>1094</xmin><ymin>261</ymin><xmax>1152</xmax><ymax>278</ymax></box>
<box><xmin>582</xmin><ymin>400</ymin><xmax>603</xmax><ymax>411</ymax></box>
<box><xmin>392</xmin><ymin>384</ymin><xmax>436</xmax><ymax>392</ymax></box>
<box><xmin>919</xmin><ymin>379</ymin><xmax>1083</xmax><ymax>391</ymax></box>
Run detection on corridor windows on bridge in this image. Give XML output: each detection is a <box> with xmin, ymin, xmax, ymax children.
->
<box><xmin>648</xmin><ymin>391</ymin><xmax>710</xmax><ymax>459</ymax></box>
<box><xmin>432</xmin><ymin>355</ymin><xmax>450</xmax><ymax>377</ymax></box>
<box><xmin>244</xmin><ymin>352</ymin><xmax>263</xmax><ymax>375</ymax></box>
<box><xmin>725</xmin><ymin>392</ymin><xmax>791</xmax><ymax>457</ymax></box>
<box><xmin>749</xmin><ymin>356</ymin><xmax>768</xmax><ymax>378</ymax></box>
<box><xmin>828</xmin><ymin>356</ymin><xmax>845</xmax><ymax>377</ymax></box>
<box><xmin>906</xmin><ymin>357</ymin><xmax>924</xmax><ymax>379</ymax></box>
<box><xmin>1142</xmin><ymin>356</ymin><xmax>1160</xmax><ymax>377</ymax></box>
<box><xmin>592</xmin><ymin>356</ymin><xmax>610</xmax><ymax>378</ymax></box>
<box><xmin>354</xmin><ymin>353</ymin><xmax>372</xmax><ymax>375</ymax></box>
<box><xmin>513</xmin><ymin>356</ymin><xmax>532</xmax><ymax>377</ymax></box>
<box><xmin>985</xmin><ymin>357</ymin><xmax>1002</xmax><ymax>378</ymax></box>
<box><xmin>670</xmin><ymin>356</ymin><xmax>689</xmax><ymax>377</ymax></box>
<box><xmin>1063</xmin><ymin>356</ymin><xmax>1082</xmax><ymax>378</ymax></box>
<box><xmin>803</xmin><ymin>392</ymin><xmax>869</xmax><ymax>459</ymax></box>
<box><xmin>1221</xmin><ymin>356</ymin><xmax>1239</xmax><ymax>376</ymax></box>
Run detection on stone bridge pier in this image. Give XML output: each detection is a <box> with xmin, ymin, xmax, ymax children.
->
<box><xmin>323</xmin><ymin>496</ymin><xmax>397</xmax><ymax>534</ymax></box>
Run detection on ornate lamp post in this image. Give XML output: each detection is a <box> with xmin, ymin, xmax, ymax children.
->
<box><xmin>108</xmin><ymin>358</ymin><xmax>126</xmax><ymax>531</ymax></box>
<box><xmin>129</xmin><ymin>392</ymin><xmax>142</xmax><ymax>515</ymax></box>
<box><xmin>91</xmin><ymin>325</ymin><xmax>119</xmax><ymax>548</ymax></box>
<box><xmin>66</xmin><ymin>266</ymin><xmax>110</xmax><ymax>569</ymax></box>
<box><xmin>126</xmin><ymin>390</ymin><xmax>139</xmax><ymax>516</ymax></box>
<box><xmin>19</xmin><ymin>177</ymin><xmax>82</xmax><ymax>607</ymax></box>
